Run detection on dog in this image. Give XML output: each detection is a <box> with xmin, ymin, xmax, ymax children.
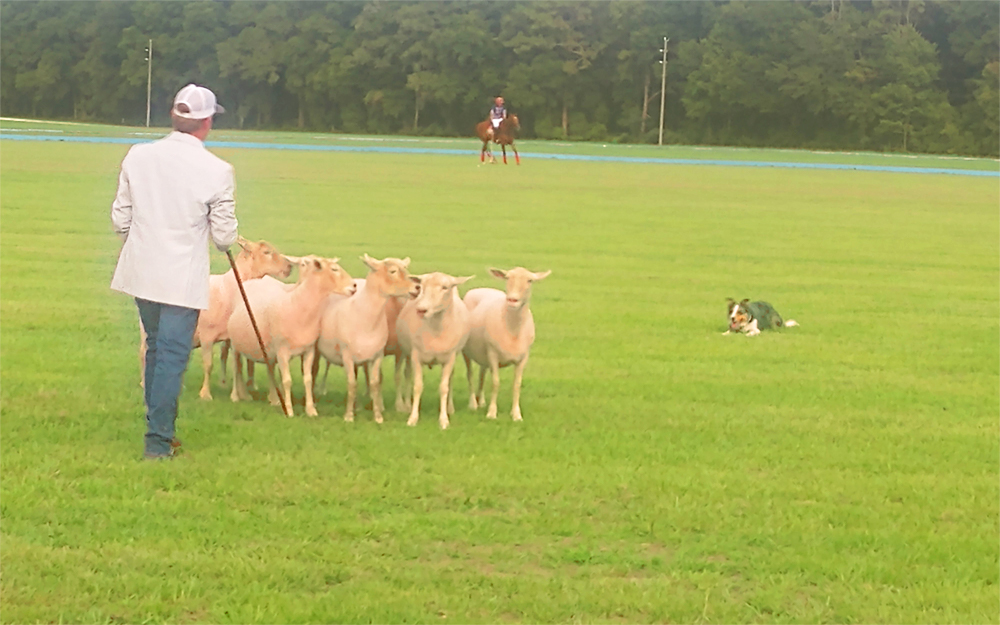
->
<box><xmin>724</xmin><ymin>299</ymin><xmax>798</xmax><ymax>336</ymax></box>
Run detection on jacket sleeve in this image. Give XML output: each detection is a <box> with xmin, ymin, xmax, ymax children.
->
<box><xmin>208</xmin><ymin>164</ymin><xmax>239</xmax><ymax>252</ymax></box>
<box><xmin>110</xmin><ymin>159</ymin><xmax>133</xmax><ymax>242</ymax></box>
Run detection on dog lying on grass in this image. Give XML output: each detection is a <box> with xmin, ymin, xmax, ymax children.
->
<box><xmin>724</xmin><ymin>299</ymin><xmax>798</xmax><ymax>336</ymax></box>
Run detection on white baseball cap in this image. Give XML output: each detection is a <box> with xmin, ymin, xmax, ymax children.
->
<box><xmin>172</xmin><ymin>84</ymin><xmax>225</xmax><ymax>120</ymax></box>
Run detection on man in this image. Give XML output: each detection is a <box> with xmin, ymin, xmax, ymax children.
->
<box><xmin>488</xmin><ymin>96</ymin><xmax>506</xmax><ymax>141</ymax></box>
<box><xmin>111</xmin><ymin>84</ymin><xmax>238</xmax><ymax>460</ymax></box>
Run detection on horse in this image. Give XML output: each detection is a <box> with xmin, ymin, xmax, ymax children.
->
<box><xmin>476</xmin><ymin>114</ymin><xmax>520</xmax><ymax>165</ymax></box>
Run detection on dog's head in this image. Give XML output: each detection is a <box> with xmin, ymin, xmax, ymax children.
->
<box><xmin>727</xmin><ymin>298</ymin><xmax>753</xmax><ymax>332</ymax></box>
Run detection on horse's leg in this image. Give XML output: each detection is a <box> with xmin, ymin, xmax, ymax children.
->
<box><xmin>502</xmin><ymin>143</ymin><xmax>507</xmax><ymax>165</ymax></box>
<box><xmin>513</xmin><ymin>141</ymin><xmax>520</xmax><ymax>165</ymax></box>
<box><xmin>481</xmin><ymin>139</ymin><xmax>486</xmax><ymax>163</ymax></box>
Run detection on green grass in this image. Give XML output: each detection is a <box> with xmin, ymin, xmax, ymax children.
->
<box><xmin>1</xmin><ymin>126</ymin><xmax>998</xmax><ymax>624</ymax></box>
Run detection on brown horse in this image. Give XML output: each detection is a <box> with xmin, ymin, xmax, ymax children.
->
<box><xmin>475</xmin><ymin>114</ymin><xmax>520</xmax><ymax>165</ymax></box>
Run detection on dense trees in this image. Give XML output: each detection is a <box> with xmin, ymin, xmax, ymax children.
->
<box><xmin>1</xmin><ymin>0</ymin><xmax>996</xmax><ymax>155</ymax></box>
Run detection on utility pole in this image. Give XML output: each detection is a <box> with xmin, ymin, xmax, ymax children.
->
<box><xmin>658</xmin><ymin>37</ymin><xmax>668</xmax><ymax>147</ymax></box>
<box><xmin>145</xmin><ymin>39</ymin><xmax>152</xmax><ymax>127</ymax></box>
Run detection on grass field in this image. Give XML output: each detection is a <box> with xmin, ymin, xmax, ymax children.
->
<box><xmin>1</xmin><ymin>123</ymin><xmax>998</xmax><ymax>624</ymax></box>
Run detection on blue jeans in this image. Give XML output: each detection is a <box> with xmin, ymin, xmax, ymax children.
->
<box><xmin>136</xmin><ymin>299</ymin><xmax>199</xmax><ymax>457</ymax></box>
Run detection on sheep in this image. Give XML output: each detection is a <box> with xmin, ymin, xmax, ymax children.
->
<box><xmin>226</xmin><ymin>255</ymin><xmax>355</xmax><ymax>417</ymax></box>
<box><xmin>462</xmin><ymin>267</ymin><xmax>551</xmax><ymax>421</ymax></box>
<box><xmin>315</xmin><ymin>254</ymin><xmax>414</xmax><ymax>424</ymax></box>
<box><xmin>193</xmin><ymin>237</ymin><xmax>293</xmax><ymax>399</ymax></box>
<box><xmin>314</xmin><ymin>277</ymin><xmax>368</xmax><ymax>397</ymax></box>
<box><xmin>223</xmin><ymin>255</ymin><xmax>316</xmax><ymax>393</ymax></box>
<box><xmin>395</xmin><ymin>272</ymin><xmax>474</xmax><ymax>429</ymax></box>
<box><xmin>316</xmin><ymin>277</ymin><xmax>415</xmax><ymax>415</ymax></box>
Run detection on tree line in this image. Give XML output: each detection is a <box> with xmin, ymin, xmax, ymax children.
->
<box><xmin>1</xmin><ymin>0</ymin><xmax>997</xmax><ymax>155</ymax></box>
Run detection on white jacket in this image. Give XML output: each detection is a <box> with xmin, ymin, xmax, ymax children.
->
<box><xmin>110</xmin><ymin>132</ymin><xmax>238</xmax><ymax>310</ymax></box>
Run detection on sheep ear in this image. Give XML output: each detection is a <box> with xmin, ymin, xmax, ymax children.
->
<box><xmin>489</xmin><ymin>268</ymin><xmax>507</xmax><ymax>280</ymax></box>
<box><xmin>401</xmin><ymin>257</ymin><xmax>411</xmax><ymax>268</ymax></box>
<box><xmin>409</xmin><ymin>274</ymin><xmax>423</xmax><ymax>285</ymax></box>
<box><xmin>284</xmin><ymin>255</ymin><xmax>301</xmax><ymax>264</ymax></box>
<box><xmin>312</xmin><ymin>258</ymin><xmax>323</xmax><ymax>270</ymax></box>
<box><xmin>740</xmin><ymin>299</ymin><xmax>749</xmax><ymax>305</ymax></box>
<box><xmin>452</xmin><ymin>275</ymin><xmax>475</xmax><ymax>287</ymax></box>
<box><xmin>328</xmin><ymin>257</ymin><xmax>340</xmax><ymax>265</ymax></box>
<box><xmin>360</xmin><ymin>254</ymin><xmax>380</xmax><ymax>271</ymax></box>
<box><xmin>531</xmin><ymin>270</ymin><xmax>551</xmax><ymax>281</ymax></box>
<box><xmin>237</xmin><ymin>236</ymin><xmax>251</xmax><ymax>250</ymax></box>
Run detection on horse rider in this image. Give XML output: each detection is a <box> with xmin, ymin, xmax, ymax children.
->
<box><xmin>488</xmin><ymin>96</ymin><xmax>507</xmax><ymax>142</ymax></box>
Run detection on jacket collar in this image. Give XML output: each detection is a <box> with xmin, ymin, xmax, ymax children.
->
<box><xmin>166</xmin><ymin>131</ymin><xmax>205</xmax><ymax>147</ymax></box>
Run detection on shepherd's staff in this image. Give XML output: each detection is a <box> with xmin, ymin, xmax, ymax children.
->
<box><xmin>226</xmin><ymin>249</ymin><xmax>289</xmax><ymax>416</ymax></box>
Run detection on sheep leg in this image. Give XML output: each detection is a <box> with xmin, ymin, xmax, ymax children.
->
<box><xmin>464</xmin><ymin>354</ymin><xmax>478</xmax><ymax>409</ymax></box>
<box><xmin>307</xmin><ymin>349</ymin><xmax>320</xmax><ymax>396</ymax></box>
<box><xmin>219</xmin><ymin>340</ymin><xmax>229</xmax><ymax>385</ymax></box>
<box><xmin>343</xmin><ymin>353</ymin><xmax>357</xmax><ymax>422</ymax></box>
<box><xmin>357</xmin><ymin>363</ymin><xmax>369</xmax><ymax>408</ymax></box>
<box><xmin>476</xmin><ymin>364</ymin><xmax>487</xmax><ymax>407</ymax></box>
<box><xmin>406</xmin><ymin>351</ymin><xmax>422</xmax><ymax>427</ymax></box>
<box><xmin>303</xmin><ymin>347</ymin><xmax>318</xmax><ymax>417</ymax></box>
<box><xmin>439</xmin><ymin>353</ymin><xmax>457</xmax><ymax>429</ymax></box>
<box><xmin>370</xmin><ymin>354</ymin><xmax>385</xmax><ymax>424</ymax></box>
<box><xmin>277</xmin><ymin>350</ymin><xmax>294</xmax><ymax>417</ymax></box>
<box><xmin>399</xmin><ymin>355</ymin><xmax>413</xmax><ymax>412</ymax></box>
<box><xmin>231</xmin><ymin>353</ymin><xmax>251</xmax><ymax>402</ymax></box>
<box><xmin>198</xmin><ymin>341</ymin><xmax>214</xmax><ymax>400</ymax></box>
<box><xmin>486</xmin><ymin>348</ymin><xmax>501</xmax><ymax>419</ymax></box>
<box><xmin>318</xmin><ymin>359</ymin><xmax>330</xmax><ymax>396</ymax></box>
<box><xmin>394</xmin><ymin>354</ymin><xmax>407</xmax><ymax>412</ymax></box>
<box><xmin>511</xmin><ymin>353</ymin><xmax>528</xmax><ymax>421</ymax></box>
<box><xmin>267</xmin><ymin>362</ymin><xmax>281</xmax><ymax>407</ymax></box>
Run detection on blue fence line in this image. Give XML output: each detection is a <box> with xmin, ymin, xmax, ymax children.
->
<box><xmin>3</xmin><ymin>133</ymin><xmax>997</xmax><ymax>177</ymax></box>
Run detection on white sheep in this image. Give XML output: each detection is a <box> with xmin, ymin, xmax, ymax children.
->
<box><xmin>315</xmin><ymin>254</ymin><xmax>414</xmax><ymax>423</ymax></box>
<box><xmin>462</xmin><ymin>267</ymin><xmax>550</xmax><ymax>421</ymax></box>
<box><xmin>194</xmin><ymin>238</ymin><xmax>294</xmax><ymax>399</ymax></box>
<box><xmin>396</xmin><ymin>272</ymin><xmax>474</xmax><ymax>429</ymax></box>
<box><xmin>227</xmin><ymin>256</ymin><xmax>355</xmax><ymax>417</ymax></box>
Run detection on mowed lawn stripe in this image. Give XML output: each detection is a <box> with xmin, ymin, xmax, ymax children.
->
<box><xmin>1</xmin><ymin>139</ymin><xmax>996</xmax><ymax>624</ymax></box>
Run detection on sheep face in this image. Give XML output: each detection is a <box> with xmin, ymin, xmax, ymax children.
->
<box><xmin>490</xmin><ymin>267</ymin><xmax>551</xmax><ymax>310</ymax></box>
<box><xmin>361</xmin><ymin>254</ymin><xmax>413</xmax><ymax>298</ymax></box>
<box><xmin>298</xmin><ymin>255</ymin><xmax>355</xmax><ymax>296</ymax></box>
<box><xmin>409</xmin><ymin>272</ymin><xmax>472</xmax><ymax>319</ymax></box>
<box><xmin>246</xmin><ymin>239</ymin><xmax>293</xmax><ymax>279</ymax></box>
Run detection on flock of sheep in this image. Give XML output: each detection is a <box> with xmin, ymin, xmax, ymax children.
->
<box><xmin>142</xmin><ymin>237</ymin><xmax>550</xmax><ymax>429</ymax></box>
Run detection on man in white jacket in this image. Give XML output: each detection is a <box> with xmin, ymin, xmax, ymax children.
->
<box><xmin>111</xmin><ymin>84</ymin><xmax>238</xmax><ymax>459</ymax></box>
